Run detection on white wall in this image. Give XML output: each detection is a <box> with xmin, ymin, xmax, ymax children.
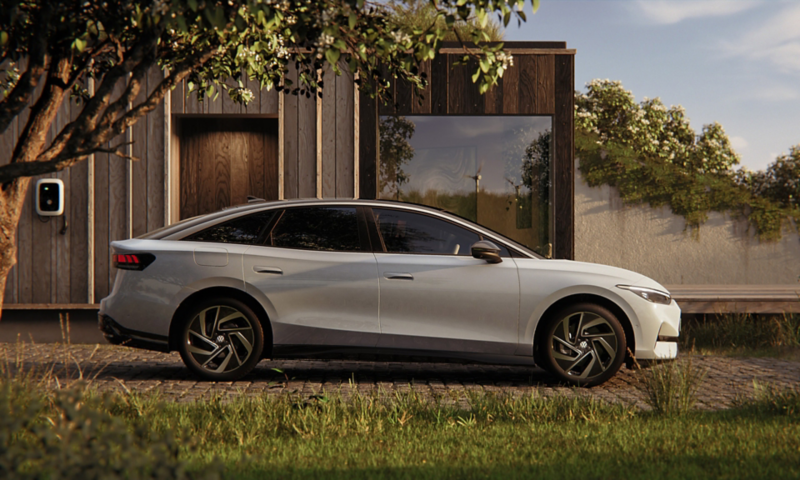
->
<box><xmin>574</xmin><ymin>166</ymin><xmax>800</xmax><ymax>285</ymax></box>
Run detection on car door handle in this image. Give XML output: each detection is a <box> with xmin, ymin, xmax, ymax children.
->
<box><xmin>253</xmin><ymin>266</ymin><xmax>283</xmax><ymax>275</ymax></box>
<box><xmin>384</xmin><ymin>272</ymin><xmax>414</xmax><ymax>280</ymax></box>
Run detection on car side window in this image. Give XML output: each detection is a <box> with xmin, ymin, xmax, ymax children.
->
<box><xmin>268</xmin><ymin>207</ymin><xmax>361</xmax><ymax>252</ymax></box>
<box><xmin>372</xmin><ymin>208</ymin><xmax>480</xmax><ymax>256</ymax></box>
<box><xmin>183</xmin><ymin>211</ymin><xmax>275</xmax><ymax>245</ymax></box>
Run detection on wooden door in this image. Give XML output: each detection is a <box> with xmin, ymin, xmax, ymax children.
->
<box><xmin>179</xmin><ymin>117</ymin><xmax>278</xmax><ymax>219</ymax></box>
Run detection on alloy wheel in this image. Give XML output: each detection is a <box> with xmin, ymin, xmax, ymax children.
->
<box><xmin>549</xmin><ymin>311</ymin><xmax>620</xmax><ymax>380</ymax></box>
<box><xmin>184</xmin><ymin>305</ymin><xmax>256</xmax><ymax>375</ymax></box>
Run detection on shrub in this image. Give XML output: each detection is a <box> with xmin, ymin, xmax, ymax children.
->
<box><xmin>0</xmin><ymin>382</ymin><xmax>221</xmax><ymax>480</ymax></box>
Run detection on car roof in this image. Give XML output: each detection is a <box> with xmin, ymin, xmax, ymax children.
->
<box><xmin>141</xmin><ymin>198</ymin><xmax>539</xmax><ymax>258</ymax></box>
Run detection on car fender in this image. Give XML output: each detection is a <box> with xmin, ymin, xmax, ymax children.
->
<box><xmin>517</xmin><ymin>284</ymin><xmax>642</xmax><ymax>357</ymax></box>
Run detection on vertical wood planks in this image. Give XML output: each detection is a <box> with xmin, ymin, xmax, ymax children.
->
<box><xmin>535</xmin><ymin>55</ymin><xmax>555</xmax><ymax>114</ymax></box>
<box><xmin>336</xmin><ymin>70</ymin><xmax>355</xmax><ymax>197</ymax></box>
<box><xmin>260</xmin><ymin>82</ymin><xmax>279</xmax><ymax>115</ymax></box>
<box><xmin>1</xmin><ymin>96</ymin><xmax>18</xmax><ymax>303</ymax></box>
<box><xmin>93</xmin><ymin>148</ymin><xmax>109</xmax><ymax>301</ymax></box>
<box><xmin>431</xmin><ymin>55</ymin><xmax>448</xmax><ymax>114</ymax></box>
<box><xmin>171</xmin><ymin>80</ymin><xmax>184</xmax><ymax>115</ymax></box>
<box><xmin>264</xmin><ymin>119</ymin><xmax>279</xmax><ymax>200</ymax></box>
<box><xmin>197</xmin><ymin>121</ymin><xmax>217</xmax><ymax>214</ymax></box>
<box><xmin>132</xmin><ymin>74</ymin><xmax>149</xmax><ymax>238</ymax></box>
<box><xmin>222</xmin><ymin>77</ymin><xmax>241</xmax><ymax>114</ymax></box>
<box><xmin>53</xmin><ymin>91</ymin><xmax>71</xmax><ymax>303</ymax></box>
<box><xmin>321</xmin><ymin>65</ymin><xmax>337</xmax><ymax>198</ymax></box>
<box><xmin>214</xmin><ymin>121</ymin><xmax>232</xmax><ymax>211</ymax></box>
<box><xmin>554</xmin><ymin>54</ymin><xmax>575</xmax><ymax>260</ymax></box>
<box><xmin>247</xmin><ymin>119</ymin><xmax>265</xmax><ymax>200</ymax></box>
<box><xmin>502</xmin><ymin>61</ymin><xmax>519</xmax><ymax>114</ymax></box>
<box><xmin>412</xmin><ymin>60</ymin><xmax>432</xmax><ymax>114</ymax></box>
<box><xmin>283</xmin><ymin>66</ymin><xmax>298</xmax><ymax>198</ymax></box>
<box><xmin>147</xmin><ymin>67</ymin><xmax>165</xmax><ymax>231</ymax></box>
<box><xmin>227</xmin><ymin>122</ymin><xmax>247</xmax><ymax>206</ymax></box>
<box><xmin>297</xmin><ymin>88</ymin><xmax>316</xmax><ymax>198</ymax></box>
<box><xmin>358</xmin><ymin>89</ymin><xmax>378</xmax><ymax>199</ymax></box>
<box><xmin>69</xmin><ymin>92</ymin><xmax>89</xmax><ymax>303</ymax></box>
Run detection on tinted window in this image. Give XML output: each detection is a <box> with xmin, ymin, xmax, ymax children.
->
<box><xmin>269</xmin><ymin>207</ymin><xmax>361</xmax><ymax>251</ymax></box>
<box><xmin>373</xmin><ymin>208</ymin><xmax>480</xmax><ymax>255</ymax></box>
<box><xmin>184</xmin><ymin>211</ymin><xmax>275</xmax><ymax>244</ymax></box>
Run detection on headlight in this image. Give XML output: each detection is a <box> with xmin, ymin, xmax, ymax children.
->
<box><xmin>617</xmin><ymin>285</ymin><xmax>672</xmax><ymax>305</ymax></box>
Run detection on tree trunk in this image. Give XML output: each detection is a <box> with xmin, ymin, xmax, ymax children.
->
<box><xmin>0</xmin><ymin>177</ymin><xmax>32</xmax><ymax>321</ymax></box>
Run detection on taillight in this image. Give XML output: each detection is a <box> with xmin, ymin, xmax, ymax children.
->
<box><xmin>113</xmin><ymin>253</ymin><xmax>156</xmax><ymax>270</ymax></box>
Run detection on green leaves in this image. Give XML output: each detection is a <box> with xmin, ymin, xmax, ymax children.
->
<box><xmin>325</xmin><ymin>49</ymin><xmax>340</xmax><ymax>65</ymax></box>
<box><xmin>576</xmin><ymin>79</ymin><xmax>799</xmax><ymax>240</ymax></box>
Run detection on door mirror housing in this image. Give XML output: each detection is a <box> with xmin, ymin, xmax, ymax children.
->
<box><xmin>471</xmin><ymin>240</ymin><xmax>503</xmax><ymax>264</ymax></box>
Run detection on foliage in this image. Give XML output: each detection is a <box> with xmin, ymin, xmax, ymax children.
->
<box><xmin>749</xmin><ymin>382</ymin><xmax>800</xmax><ymax>416</ymax></box>
<box><xmin>0</xmin><ymin>382</ymin><xmax>220</xmax><ymax>480</ymax></box>
<box><xmin>681</xmin><ymin>313</ymin><xmax>800</xmax><ymax>352</ymax></box>
<box><xmin>386</xmin><ymin>0</ymin><xmax>505</xmax><ymax>42</ymax></box>
<box><xmin>520</xmin><ymin>129</ymin><xmax>551</xmax><ymax>202</ymax></box>
<box><xmin>575</xmin><ymin>80</ymin><xmax>800</xmax><ymax>240</ymax></box>
<box><xmin>0</xmin><ymin>0</ymin><xmax>531</xmax><ymax>183</ymax></box>
<box><xmin>635</xmin><ymin>355</ymin><xmax>707</xmax><ymax>416</ymax></box>
<box><xmin>379</xmin><ymin>115</ymin><xmax>415</xmax><ymax>200</ymax></box>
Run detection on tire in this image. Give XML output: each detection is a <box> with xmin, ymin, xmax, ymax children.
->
<box><xmin>177</xmin><ymin>297</ymin><xmax>264</xmax><ymax>381</ymax></box>
<box><xmin>537</xmin><ymin>302</ymin><xmax>626</xmax><ymax>387</ymax></box>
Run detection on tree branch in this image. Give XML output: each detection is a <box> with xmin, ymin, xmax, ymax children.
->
<box><xmin>0</xmin><ymin>4</ymin><xmax>52</xmax><ymax>134</ymax></box>
<box><xmin>0</xmin><ymin>47</ymin><xmax>215</xmax><ymax>185</ymax></box>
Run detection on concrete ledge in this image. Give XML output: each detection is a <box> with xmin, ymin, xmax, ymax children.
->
<box><xmin>668</xmin><ymin>285</ymin><xmax>800</xmax><ymax>314</ymax></box>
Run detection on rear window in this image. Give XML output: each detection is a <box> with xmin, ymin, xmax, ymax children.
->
<box><xmin>183</xmin><ymin>211</ymin><xmax>276</xmax><ymax>245</ymax></box>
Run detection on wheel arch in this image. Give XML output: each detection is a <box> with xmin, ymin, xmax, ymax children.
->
<box><xmin>168</xmin><ymin>286</ymin><xmax>273</xmax><ymax>358</ymax></box>
<box><xmin>532</xmin><ymin>293</ymin><xmax>635</xmax><ymax>366</ymax></box>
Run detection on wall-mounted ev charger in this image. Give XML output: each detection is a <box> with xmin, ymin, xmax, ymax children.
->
<box><xmin>35</xmin><ymin>178</ymin><xmax>65</xmax><ymax>216</ymax></box>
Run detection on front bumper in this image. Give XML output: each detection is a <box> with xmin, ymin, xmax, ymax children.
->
<box><xmin>98</xmin><ymin>313</ymin><xmax>170</xmax><ymax>352</ymax></box>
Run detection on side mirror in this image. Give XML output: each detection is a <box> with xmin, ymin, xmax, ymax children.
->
<box><xmin>471</xmin><ymin>240</ymin><xmax>502</xmax><ymax>264</ymax></box>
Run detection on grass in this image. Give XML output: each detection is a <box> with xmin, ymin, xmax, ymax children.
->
<box><xmin>2</xmin><ymin>364</ymin><xmax>799</xmax><ymax>480</ymax></box>
<box><xmin>680</xmin><ymin>312</ymin><xmax>800</xmax><ymax>358</ymax></box>
<box><xmin>635</xmin><ymin>354</ymin><xmax>707</xmax><ymax>416</ymax></box>
<box><xmin>2</xmin><ymin>315</ymin><xmax>800</xmax><ymax>479</ymax></box>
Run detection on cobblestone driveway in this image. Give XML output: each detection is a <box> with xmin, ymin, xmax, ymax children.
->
<box><xmin>2</xmin><ymin>343</ymin><xmax>799</xmax><ymax>410</ymax></box>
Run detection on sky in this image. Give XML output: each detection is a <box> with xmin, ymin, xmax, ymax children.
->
<box><xmin>504</xmin><ymin>0</ymin><xmax>800</xmax><ymax>172</ymax></box>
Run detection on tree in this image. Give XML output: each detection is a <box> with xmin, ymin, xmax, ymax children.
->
<box><xmin>521</xmin><ymin>129</ymin><xmax>550</xmax><ymax>201</ymax></box>
<box><xmin>737</xmin><ymin>145</ymin><xmax>800</xmax><ymax>210</ymax></box>
<box><xmin>379</xmin><ymin>115</ymin><xmax>415</xmax><ymax>200</ymax></box>
<box><xmin>575</xmin><ymin>79</ymin><xmax>799</xmax><ymax>239</ymax></box>
<box><xmin>0</xmin><ymin>0</ymin><xmax>531</xmax><ymax>317</ymax></box>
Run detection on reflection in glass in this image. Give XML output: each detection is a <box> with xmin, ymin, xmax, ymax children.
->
<box><xmin>269</xmin><ymin>207</ymin><xmax>361</xmax><ymax>251</ymax></box>
<box><xmin>379</xmin><ymin>116</ymin><xmax>552</xmax><ymax>256</ymax></box>
<box><xmin>373</xmin><ymin>208</ymin><xmax>480</xmax><ymax>256</ymax></box>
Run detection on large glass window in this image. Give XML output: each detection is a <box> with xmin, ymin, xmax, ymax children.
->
<box><xmin>268</xmin><ymin>207</ymin><xmax>361</xmax><ymax>252</ymax></box>
<box><xmin>380</xmin><ymin>116</ymin><xmax>552</xmax><ymax>256</ymax></box>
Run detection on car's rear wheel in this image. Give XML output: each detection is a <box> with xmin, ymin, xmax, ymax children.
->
<box><xmin>177</xmin><ymin>297</ymin><xmax>264</xmax><ymax>381</ymax></box>
<box><xmin>538</xmin><ymin>303</ymin><xmax>626</xmax><ymax>387</ymax></box>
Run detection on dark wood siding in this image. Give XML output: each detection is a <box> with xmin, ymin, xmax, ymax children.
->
<box><xmin>178</xmin><ymin>118</ymin><xmax>278</xmax><ymax>219</ymax></box>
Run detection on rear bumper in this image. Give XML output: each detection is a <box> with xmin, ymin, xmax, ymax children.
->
<box><xmin>98</xmin><ymin>313</ymin><xmax>170</xmax><ymax>352</ymax></box>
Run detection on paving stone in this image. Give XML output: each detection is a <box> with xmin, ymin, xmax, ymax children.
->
<box><xmin>3</xmin><ymin>343</ymin><xmax>799</xmax><ymax>410</ymax></box>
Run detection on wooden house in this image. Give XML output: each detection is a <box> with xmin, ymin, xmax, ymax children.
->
<box><xmin>1</xmin><ymin>41</ymin><xmax>575</xmax><ymax>308</ymax></box>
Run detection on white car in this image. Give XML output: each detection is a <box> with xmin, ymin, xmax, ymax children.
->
<box><xmin>99</xmin><ymin>199</ymin><xmax>680</xmax><ymax>386</ymax></box>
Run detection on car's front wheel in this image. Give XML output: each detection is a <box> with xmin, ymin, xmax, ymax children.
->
<box><xmin>177</xmin><ymin>298</ymin><xmax>264</xmax><ymax>381</ymax></box>
<box><xmin>538</xmin><ymin>303</ymin><xmax>626</xmax><ymax>387</ymax></box>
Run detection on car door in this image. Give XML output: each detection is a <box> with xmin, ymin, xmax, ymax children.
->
<box><xmin>369</xmin><ymin>207</ymin><xmax>520</xmax><ymax>354</ymax></box>
<box><xmin>243</xmin><ymin>206</ymin><xmax>380</xmax><ymax>348</ymax></box>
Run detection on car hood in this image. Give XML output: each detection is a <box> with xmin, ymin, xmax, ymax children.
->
<box><xmin>519</xmin><ymin>258</ymin><xmax>669</xmax><ymax>291</ymax></box>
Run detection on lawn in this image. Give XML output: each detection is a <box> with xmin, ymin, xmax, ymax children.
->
<box><xmin>2</xmin><ymin>375</ymin><xmax>799</xmax><ymax>480</ymax></box>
